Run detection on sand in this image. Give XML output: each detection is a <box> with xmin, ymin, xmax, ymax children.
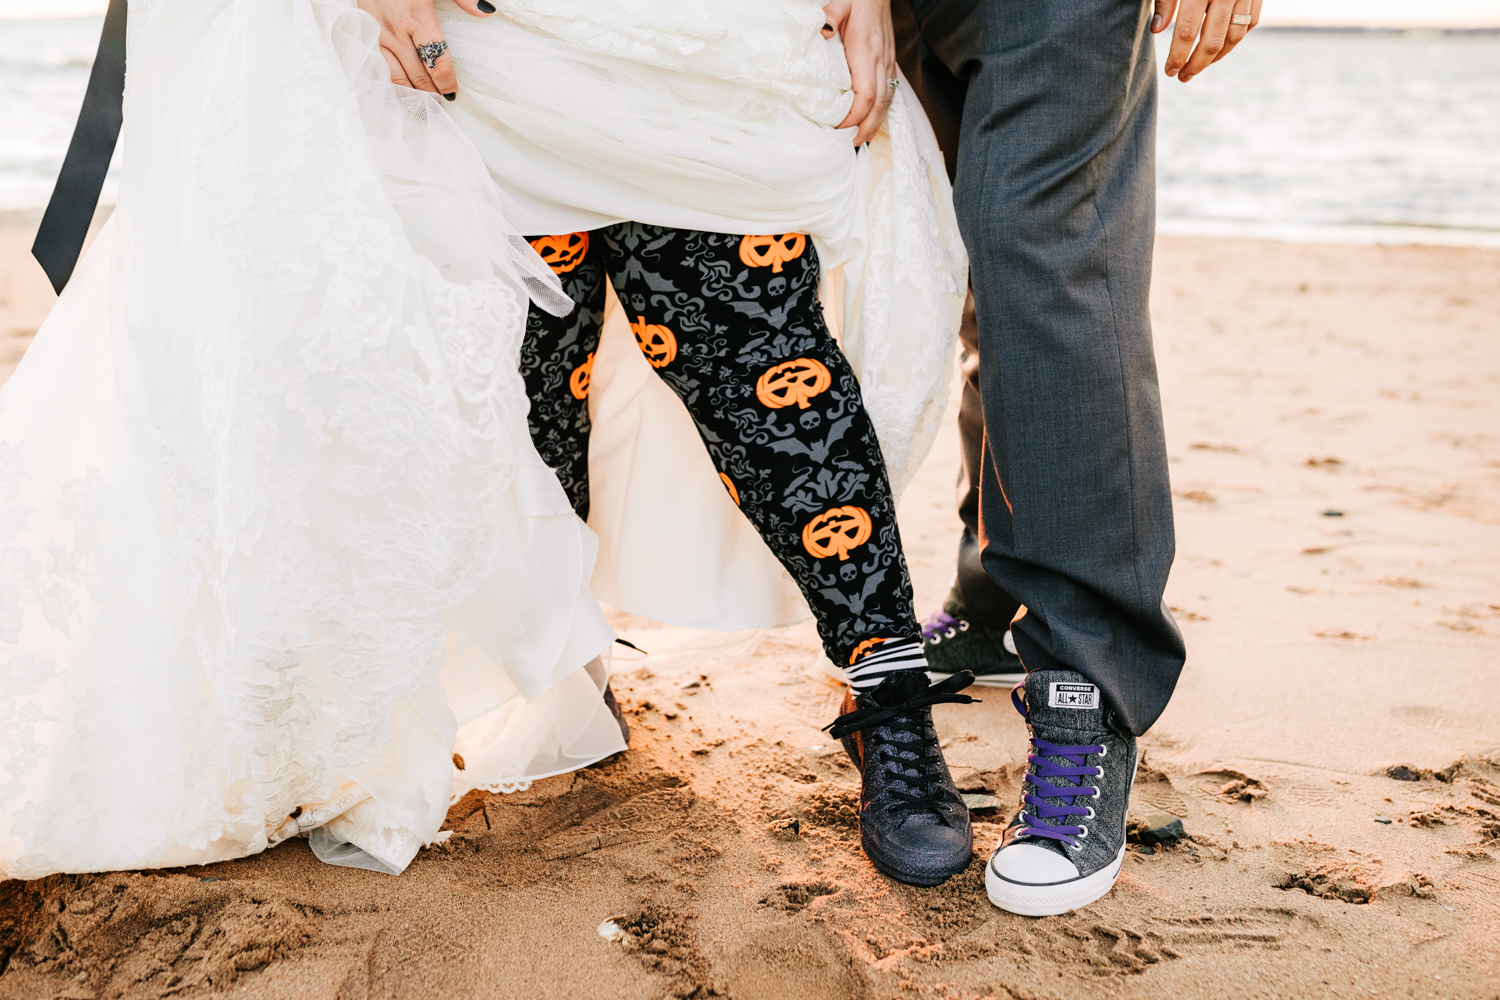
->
<box><xmin>0</xmin><ymin>227</ymin><xmax>1497</xmax><ymax>1000</ymax></box>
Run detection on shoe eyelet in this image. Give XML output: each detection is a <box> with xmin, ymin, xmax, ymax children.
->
<box><xmin>1077</xmin><ymin>827</ymin><xmax>1089</xmax><ymax>839</ymax></box>
<box><xmin>929</xmin><ymin>635</ymin><xmax>941</xmax><ymax>645</ymax></box>
<box><xmin>959</xmin><ymin>621</ymin><xmax>970</xmax><ymax>632</ymax></box>
<box><xmin>1097</xmin><ymin>745</ymin><xmax>1109</xmax><ymax>758</ymax></box>
<box><xmin>1092</xmin><ymin>767</ymin><xmax>1103</xmax><ymax>777</ymax></box>
<box><xmin>1085</xmin><ymin>807</ymin><xmax>1096</xmax><ymax>820</ymax></box>
<box><xmin>1065</xmin><ymin>840</ymin><xmax>1083</xmax><ymax>850</ymax></box>
<box><xmin>944</xmin><ymin>627</ymin><xmax>957</xmax><ymax>639</ymax></box>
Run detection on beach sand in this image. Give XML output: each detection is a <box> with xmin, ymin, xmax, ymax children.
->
<box><xmin>0</xmin><ymin>227</ymin><xmax>1497</xmax><ymax>999</ymax></box>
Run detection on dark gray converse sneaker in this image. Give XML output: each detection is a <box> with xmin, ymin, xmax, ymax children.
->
<box><xmin>921</xmin><ymin>590</ymin><xmax>1025</xmax><ymax>688</ymax></box>
<box><xmin>826</xmin><ymin>669</ymin><xmax>978</xmax><ymax>886</ymax></box>
<box><xmin>986</xmin><ymin>669</ymin><xmax>1138</xmax><ymax>916</ymax></box>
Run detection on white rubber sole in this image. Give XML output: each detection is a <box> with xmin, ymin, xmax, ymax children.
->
<box><xmin>928</xmin><ymin>668</ymin><xmax>1025</xmax><ymax>688</ymax></box>
<box><xmin>985</xmin><ymin>843</ymin><xmax>1126</xmax><ymax>916</ymax></box>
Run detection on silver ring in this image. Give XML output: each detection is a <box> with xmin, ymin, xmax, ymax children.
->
<box><xmin>416</xmin><ymin>40</ymin><xmax>448</xmax><ymax>70</ymax></box>
<box><xmin>1231</xmin><ymin>14</ymin><xmax>1252</xmax><ymax>24</ymax></box>
<box><xmin>887</xmin><ymin>77</ymin><xmax>900</xmax><ymax>89</ymax></box>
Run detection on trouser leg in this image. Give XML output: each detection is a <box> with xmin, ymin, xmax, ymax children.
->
<box><xmin>953</xmin><ymin>294</ymin><xmax>1023</xmax><ymax>626</ymax></box>
<box><xmin>519</xmin><ymin>231</ymin><xmax>607</xmax><ymax>519</ymax></box>
<box><xmin>895</xmin><ymin>0</ymin><xmax>1021</xmax><ymax>629</ymax></box>
<box><xmin>904</xmin><ymin>0</ymin><xmax>1185</xmax><ymax>735</ymax></box>
<box><xmin>601</xmin><ymin>223</ymin><xmax>920</xmax><ymax>668</ymax></box>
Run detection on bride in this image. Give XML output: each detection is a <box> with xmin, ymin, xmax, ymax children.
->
<box><xmin>0</xmin><ymin>0</ymin><xmax>963</xmax><ymax>880</ymax></box>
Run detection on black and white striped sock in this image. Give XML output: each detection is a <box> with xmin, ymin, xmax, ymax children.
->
<box><xmin>844</xmin><ymin>636</ymin><xmax>929</xmax><ymax>693</ymax></box>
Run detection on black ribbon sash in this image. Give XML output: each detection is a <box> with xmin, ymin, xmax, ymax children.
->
<box><xmin>30</xmin><ymin>0</ymin><xmax>127</xmax><ymax>295</ymax></box>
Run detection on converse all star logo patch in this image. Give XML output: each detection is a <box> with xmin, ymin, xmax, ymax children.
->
<box><xmin>1049</xmin><ymin>682</ymin><xmax>1098</xmax><ymax>710</ymax></box>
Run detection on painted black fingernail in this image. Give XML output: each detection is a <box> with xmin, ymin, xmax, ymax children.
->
<box><xmin>477</xmin><ymin>0</ymin><xmax>495</xmax><ymax>11</ymax></box>
<box><xmin>444</xmin><ymin>92</ymin><xmax>456</xmax><ymax>101</ymax></box>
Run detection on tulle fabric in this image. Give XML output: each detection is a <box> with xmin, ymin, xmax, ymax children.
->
<box><xmin>0</xmin><ymin>0</ymin><xmax>968</xmax><ymax>880</ymax></box>
<box><xmin>440</xmin><ymin>0</ymin><xmax>968</xmax><ymax>627</ymax></box>
<box><xmin>0</xmin><ymin>0</ymin><xmax>623</xmax><ymax>880</ymax></box>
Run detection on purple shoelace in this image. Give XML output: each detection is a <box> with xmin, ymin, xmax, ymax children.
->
<box><xmin>920</xmin><ymin>610</ymin><xmax>964</xmax><ymax>642</ymax></box>
<box><xmin>1010</xmin><ymin>684</ymin><xmax>1103</xmax><ymax>849</ymax></box>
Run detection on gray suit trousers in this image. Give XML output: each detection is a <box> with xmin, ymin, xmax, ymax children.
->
<box><xmin>894</xmin><ymin>0</ymin><xmax>1185</xmax><ymax>734</ymax></box>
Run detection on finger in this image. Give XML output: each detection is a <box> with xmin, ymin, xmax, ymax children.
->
<box><xmin>379</xmin><ymin>45</ymin><xmax>413</xmax><ymax>88</ymax></box>
<box><xmin>1164</xmin><ymin>0</ymin><xmax>1206</xmax><ymax>78</ymax></box>
<box><xmin>1151</xmin><ymin>0</ymin><xmax>1178</xmax><ymax>34</ymax></box>
<box><xmin>1180</xmin><ymin>0</ymin><xmax>1233</xmax><ymax>81</ymax></box>
<box><xmin>389</xmin><ymin>30</ymin><xmax>438</xmax><ymax>93</ymax></box>
<box><xmin>836</xmin><ymin>26</ymin><xmax>878</xmax><ymax>134</ymax></box>
<box><xmin>855</xmin><ymin>67</ymin><xmax>896</xmax><ymax>145</ymax></box>
<box><xmin>410</xmin><ymin>9</ymin><xmax>457</xmax><ymax>97</ymax></box>
<box><xmin>837</xmin><ymin>76</ymin><xmax>877</xmax><ymax>136</ymax></box>
<box><xmin>452</xmin><ymin>0</ymin><xmax>494</xmax><ymax>14</ymax></box>
<box><xmin>1211</xmin><ymin>0</ymin><xmax>1253</xmax><ymax>63</ymax></box>
<box><xmin>423</xmin><ymin>46</ymin><xmax>458</xmax><ymax>99</ymax></box>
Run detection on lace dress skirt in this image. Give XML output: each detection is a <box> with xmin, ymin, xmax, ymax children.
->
<box><xmin>0</xmin><ymin>0</ymin><xmax>964</xmax><ymax>879</ymax></box>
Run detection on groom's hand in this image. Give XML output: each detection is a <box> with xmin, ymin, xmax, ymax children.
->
<box><xmin>824</xmin><ymin>0</ymin><xmax>897</xmax><ymax>145</ymax></box>
<box><xmin>1155</xmin><ymin>0</ymin><xmax>1263</xmax><ymax>83</ymax></box>
<box><xmin>357</xmin><ymin>0</ymin><xmax>493</xmax><ymax>97</ymax></box>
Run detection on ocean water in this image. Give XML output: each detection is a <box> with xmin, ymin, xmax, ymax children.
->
<box><xmin>1154</xmin><ymin>28</ymin><xmax>1500</xmax><ymax>247</ymax></box>
<box><xmin>2</xmin><ymin>18</ymin><xmax>1498</xmax><ymax>247</ymax></box>
<box><xmin>0</xmin><ymin>16</ymin><xmax>115</xmax><ymax>214</ymax></box>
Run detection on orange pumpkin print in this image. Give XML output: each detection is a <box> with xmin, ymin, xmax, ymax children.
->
<box><xmin>801</xmin><ymin>505</ymin><xmax>872</xmax><ymax>562</ymax></box>
<box><xmin>529</xmin><ymin>232</ymin><xmax>590</xmax><ymax>274</ymax></box>
<box><xmin>719</xmin><ymin>472</ymin><xmax>740</xmax><ymax>506</ymax></box>
<box><xmin>848</xmin><ymin>637</ymin><xmax>886</xmax><ymax>665</ymax></box>
<box><xmin>631</xmin><ymin>315</ymin><xmax>677</xmax><ymax>368</ymax></box>
<box><xmin>738</xmin><ymin>233</ymin><xmax>807</xmax><ymax>273</ymax></box>
<box><xmin>568</xmin><ymin>352</ymin><xmax>595</xmax><ymax>400</ymax></box>
<box><xmin>755</xmin><ymin>358</ymin><xmax>831</xmax><ymax>410</ymax></box>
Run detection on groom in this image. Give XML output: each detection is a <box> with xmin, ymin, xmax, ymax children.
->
<box><xmin>890</xmin><ymin>0</ymin><xmax>1260</xmax><ymax>914</ymax></box>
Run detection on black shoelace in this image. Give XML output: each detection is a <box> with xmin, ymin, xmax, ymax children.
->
<box><xmin>824</xmin><ymin>672</ymin><xmax>978</xmax><ymax>818</ymax></box>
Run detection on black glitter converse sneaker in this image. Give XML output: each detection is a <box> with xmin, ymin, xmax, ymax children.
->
<box><xmin>986</xmin><ymin>669</ymin><xmax>1137</xmax><ymax>916</ymax></box>
<box><xmin>826</xmin><ymin>669</ymin><xmax>978</xmax><ymax>886</ymax></box>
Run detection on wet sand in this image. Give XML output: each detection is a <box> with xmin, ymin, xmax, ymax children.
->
<box><xmin>1</xmin><ymin>228</ymin><xmax>1497</xmax><ymax>999</ymax></box>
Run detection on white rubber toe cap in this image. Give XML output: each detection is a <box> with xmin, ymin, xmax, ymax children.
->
<box><xmin>990</xmin><ymin>842</ymin><xmax>1080</xmax><ymax>885</ymax></box>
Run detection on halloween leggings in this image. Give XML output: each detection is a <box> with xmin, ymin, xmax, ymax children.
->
<box><xmin>519</xmin><ymin>223</ymin><xmax>919</xmax><ymax>667</ymax></box>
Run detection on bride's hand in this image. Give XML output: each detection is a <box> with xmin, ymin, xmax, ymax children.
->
<box><xmin>823</xmin><ymin>0</ymin><xmax>896</xmax><ymax>146</ymax></box>
<box><xmin>357</xmin><ymin>0</ymin><xmax>494</xmax><ymax>98</ymax></box>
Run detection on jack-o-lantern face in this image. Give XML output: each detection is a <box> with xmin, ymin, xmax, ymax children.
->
<box><xmin>756</xmin><ymin>358</ymin><xmax>831</xmax><ymax>410</ymax></box>
<box><xmin>529</xmin><ymin>232</ymin><xmax>590</xmax><ymax>274</ymax></box>
<box><xmin>630</xmin><ymin>315</ymin><xmax>677</xmax><ymax>367</ymax></box>
<box><xmin>802</xmin><ymin>505</ymin><xmax>872</xmax><ymax>562</ymax></box>
<box><xmin>569</xmin><ymin>352</ymin><xmax>595</xmax><ymax>400</ymax></box>
<box><xmin>848</xmin><ymin>636</ymin><xmax>886</xmax><ymax>665</ymax></box>
<box><xmin>719</xmin><ymin>472</ymin><xmax>740</xmax><ymax>506</ymax></box>
<box><xmin>739</xmin><ymin>233</ymin><xmax>807</xmax><ymax>273</ymax></box>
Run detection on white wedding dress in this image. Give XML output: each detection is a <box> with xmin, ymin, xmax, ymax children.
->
<box><xmin>0</xmin><ymin>0</ymin><xmax>964</xmax><ymax>880</ymax></box>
